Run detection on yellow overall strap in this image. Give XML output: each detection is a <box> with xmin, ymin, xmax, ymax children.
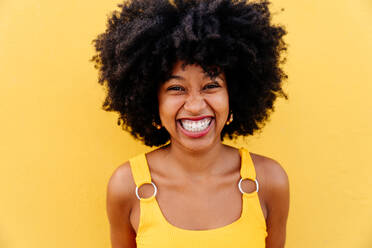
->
<box><xmin>129</xmin><ymin>153</ymin><xmax>152</xmax><ymax>187</ymax></box>
<box><xmin>239</xmin><ymin>147</ymin><xmax>256</xmax><ymax>180</ymax></box>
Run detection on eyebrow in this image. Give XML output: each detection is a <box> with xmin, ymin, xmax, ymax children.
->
<box><xmin>168</xmin><ymin>75</ymin><xmax>185</xmax><ymax>80</ymax></box>
<box><xmin>167</xmin><ymin>74</ymin><xmax>225</xmax><ymax>82</ymax></box>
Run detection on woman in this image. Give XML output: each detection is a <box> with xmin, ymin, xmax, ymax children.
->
<box><xmin>91</xmin><ymin>0</ymin><xmax>290</xmax><ymax>247</ymax></box>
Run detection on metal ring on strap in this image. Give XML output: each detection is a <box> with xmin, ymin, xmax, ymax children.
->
<box><xmin>135</xmin><ymin>182</ymin><xmax>158</xmax><ymax>200</ymax></box>
<box><xmin>238</xmin><ymin>178</ymin><xmax>259</xmax><ymax>194</ymax></box>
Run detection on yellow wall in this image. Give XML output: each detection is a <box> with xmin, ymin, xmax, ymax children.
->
<box><xmin>1</xmin><ymin>0</ymin><xmax>371</xmax><ymax>247</ymax></box>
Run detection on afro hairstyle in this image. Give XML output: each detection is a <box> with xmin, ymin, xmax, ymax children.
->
<box><xmin>91</xmin><ymin>0</ymin><xmax>288</xmax><ymax>147</ymax></box>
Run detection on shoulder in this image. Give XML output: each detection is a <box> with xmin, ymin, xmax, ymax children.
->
<box><xmin>106</xmin><ymin>161</ymin><xmax>137</xmax><ymax>211</ymax></box>
<box><xmin>250</xmin><ymin>152</ymin><xmax>289</xmax><ymax>191</ymax></box>
<box><xmin>106</xmin><ymin>161</ymin><xmax>138</xmax><ymax>247</ymax></box>
<box><xmin>250</xmin><ymin>153</ymin><xmax>290</xmax><ymax>245</ymax></box>
<box><xmin>250</xmin><ymin>152</ymin><xmax>290</xmax><ymax>213</ymax></box>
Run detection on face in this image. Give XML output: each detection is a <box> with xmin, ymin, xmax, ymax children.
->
<box><xmin>157</xmin><ymin>60</ymin><xmax>230</xmax><ymax>152</ymax></box>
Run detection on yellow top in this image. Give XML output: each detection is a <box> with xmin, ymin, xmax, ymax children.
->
<box><xmin>129</xmin><ymin>147</ymin><xmax>267</xmax><ymax>248</ymax></box>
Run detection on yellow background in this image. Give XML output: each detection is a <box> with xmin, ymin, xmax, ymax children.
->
<box><xmin>1</xmin><ymin>0</ymin><xmax>371</xmax><ymax>247</ymax></box>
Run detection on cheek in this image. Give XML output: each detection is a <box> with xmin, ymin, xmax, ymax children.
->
<box><xmin>208</xmin><ymin>91</ymin><xmax>229</xmax><ymax>114</ymax></box>
<box><xmin>206</xmin><ymin>92</ymin><xmax>229</xmax><ymax>128</ymax></box>
<box><xmin>220</xmin><ymin>91</ymin><xmax>230</xmax><ymax>111</ymax></box>
<box><xmin>158</xmin><ymin>96</ymin><xmax>184</xmax><ymax>123</ymax></box>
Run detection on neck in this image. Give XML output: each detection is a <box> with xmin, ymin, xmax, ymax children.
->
<box><xmin>163</xmin><ymin>141</ymin><xmax>231</xmax><ymax>178</ymax></box>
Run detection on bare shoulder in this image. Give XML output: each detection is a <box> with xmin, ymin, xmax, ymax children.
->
<box><xmin>106</xmin><ymin>161</ymin><xmax>137</xmax><ymax>248</ymax></box>
<box><xmin>250</xmin><ymin>152</ymin><xmax>290</xmax><ymax>246</ymax></box>
<box><xmin>107</xmin><ymin>161</ymin><xmax>137</xmax><ymax>205</ymax></box>
<box><xmin>250</xmin><ymin>152</ymin><xmax>289</xmax><ymax>190</ymax></box>
<box><xmin>250</xmin><ymin>153</ymin><xmax>290</xmax><ymax>246</ymax></box>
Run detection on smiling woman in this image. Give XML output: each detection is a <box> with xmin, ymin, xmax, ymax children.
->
<box><xmin>91</xmin><ymin>0</ymin><xmax>290</xmax><ymax>247</ymax></box>
<box><xmin>158</xmin><ymin>61</ymin><xmax>230</xmax><ymax>151</ymax></box>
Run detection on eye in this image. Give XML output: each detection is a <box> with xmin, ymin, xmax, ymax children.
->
<box><xmin>204</xmin><ymin>82</ymin><xmax>221</xmax><ymax>90</ymax></box>
<box><xmin>167</xmin><ymin>85</ymin><xmax>185</xmax><ymax>91</ymax></box>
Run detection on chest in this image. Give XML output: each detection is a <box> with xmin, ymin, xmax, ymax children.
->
<box><xmin>130</xmin><ymin>174</ymin><xmax>267</xmax><ymax>233</ymax></box>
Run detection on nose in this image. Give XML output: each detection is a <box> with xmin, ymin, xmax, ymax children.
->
<box><xmin>183</xmin><ymin>92</ymin><xmax>207</xmax><ymax>114</ymax></box>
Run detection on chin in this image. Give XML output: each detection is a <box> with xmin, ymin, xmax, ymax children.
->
<box><xmin>173</xmin><ymin>135</ymin><xmax>222</xmax><ymax>153</ymax></box>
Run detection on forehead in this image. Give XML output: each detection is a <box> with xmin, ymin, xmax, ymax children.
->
<box><xmin>169</xmin><ymin>60</ymin><xmax>225</xmax><ymax>80</ymax></box>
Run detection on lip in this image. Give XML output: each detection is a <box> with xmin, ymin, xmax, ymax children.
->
<box><xmin>177</xmin><ymin>116</ymin><xmax>214</xmax><ymax>121</ymax></box>
<box><xmin>177</xmin><ymin>118</ymin><xmax>214</xmax><ymax>138</ymax></box>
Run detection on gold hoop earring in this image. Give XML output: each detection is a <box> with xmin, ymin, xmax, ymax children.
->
<box><xmin>226</xmin><ymin>112</ymin><xmax>233</xmax><ymax>125</ymax></box>
<box><xmin>152</xmin><ymin>121</ymin><xmax>162</xmax><ymax>130</ymax></box>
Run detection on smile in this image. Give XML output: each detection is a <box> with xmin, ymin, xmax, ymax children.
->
<box><xmin>180</xmin><ymin>117</ymin><xmax>212</xmax><ymax>132</ymax></box>
<box><xmin>177</xmin><ymin>117</ymin><xmax>214</xmax><ymax>138</ymax></box>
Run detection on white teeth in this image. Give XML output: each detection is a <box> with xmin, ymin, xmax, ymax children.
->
<box><xmin>180</xmin><ymin>118</ymin><xmax>212</xmax><ymax>132</ymax></box>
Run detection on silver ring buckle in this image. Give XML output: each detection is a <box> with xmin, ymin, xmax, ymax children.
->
<box><xmin>238</xmin><ymin>178</ymin><xmax>259</xmax><ymax>194</ymax></box>
<box><xmin>135</xmin><ymin>182</ymin><xmax>158</xmax><ymax>200</ymax></box>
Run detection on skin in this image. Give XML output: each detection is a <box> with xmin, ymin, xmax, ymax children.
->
<box><xmin>106</xmin><ymin>61</ymin><xmax>290</xmax><ymax>248</ymax></box>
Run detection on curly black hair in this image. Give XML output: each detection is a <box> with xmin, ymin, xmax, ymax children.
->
<box><xmin>91</xmin><ymin>0</ymin><xmax>288</xmax><ymax>147</ymax></box>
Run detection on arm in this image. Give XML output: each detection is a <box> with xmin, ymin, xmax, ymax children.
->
<box><xmin>106</xmin><ymin>162</ymin><xmax>137</xmax><ymax>248</ymax></box>
<box><xmin>264</xmin><ymin>159</ymin><xmax>290</xmax><ymax>248</ymax></box>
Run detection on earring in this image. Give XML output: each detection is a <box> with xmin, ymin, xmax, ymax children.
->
<box><xmin>226</xmin><ymin>112</ymin><xmax>233</xmax><ymax>125</ymax></box>
<box><xmin>152</xmin><ymin>121</ymin><xmax>162</xmax><ymax>130</ymax></box>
